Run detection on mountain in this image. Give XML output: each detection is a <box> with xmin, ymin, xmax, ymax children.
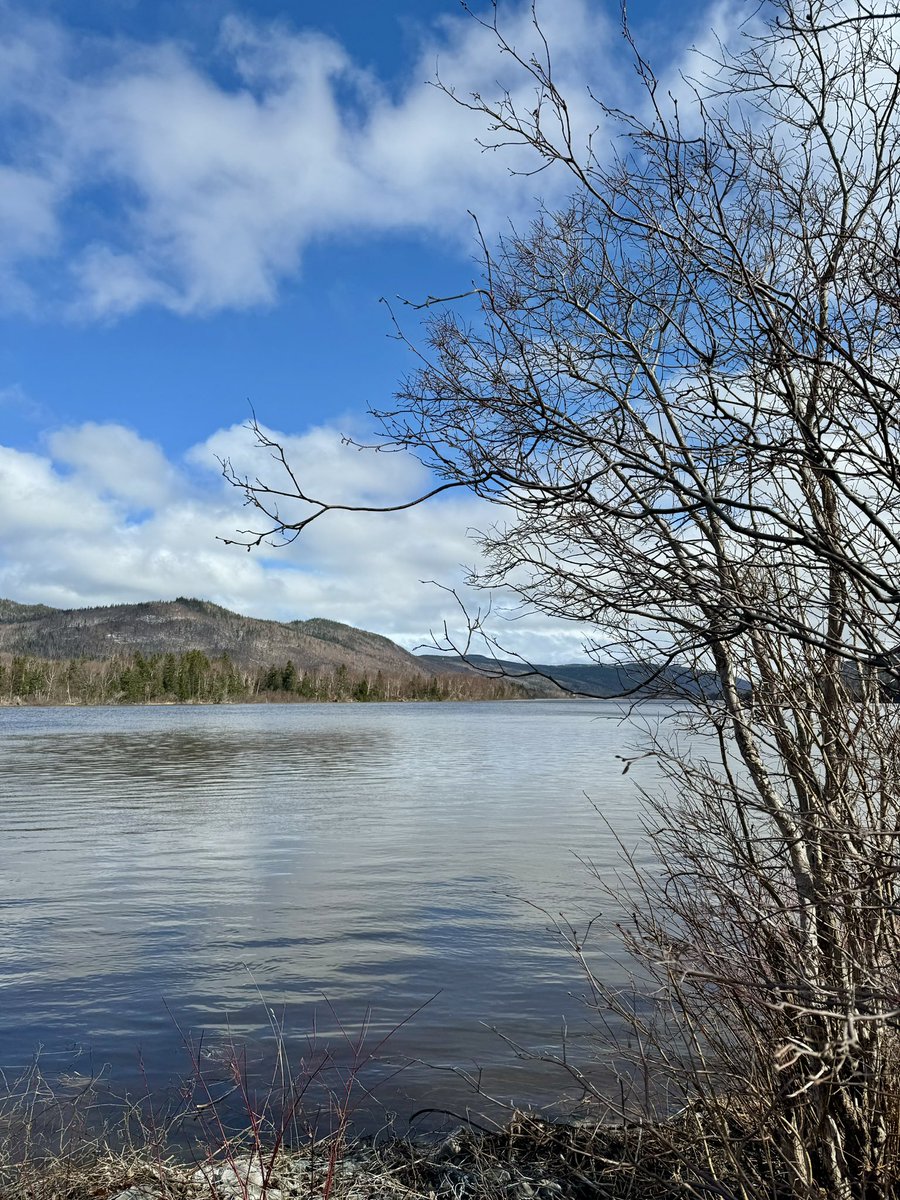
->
<box><xmin>0</xmin><ymin>598</ymin><xmax>716</xmax><ymax>699</ymax></box>
<box><xmin>416</xmin><ymin>653</ymin><xmax>712</xmax><ymax>698</ymax></box>
<box><xmin>0</xmin><ymin>599</ymin><xmax>58</xmax><ymax>623</ymax></box>
<box><xmin>0</xmin><ymin>597</ymin><xmax>431</xmax><ymax>678</ymax></box>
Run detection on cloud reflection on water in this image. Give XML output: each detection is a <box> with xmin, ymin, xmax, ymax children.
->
<box><xmin>0</xmin><ymin>700</ymin><xmax>661</xmax><ymax>1122</ymax></box>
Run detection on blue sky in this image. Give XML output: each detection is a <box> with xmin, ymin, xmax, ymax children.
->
<box><xmin>0</xmin><ymin>0</ymin><xmax>735</xmax><ymax>660</ymax></box>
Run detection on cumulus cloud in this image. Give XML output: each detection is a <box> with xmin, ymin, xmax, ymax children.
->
<box><xmin>0</xmin><ymin>0</ymin><xmax>744</xmax><ymax>320</ymax></box>
<box><xmin>0</xmin><ymin>419</ymin><xmax>593</xmax><ymax>660</ymax></box>
<box><xmin>0</xmin><ymin>1</ymin><xmax>610</xmax><ymax>318</ymax></box>
<box><xmin>48</xmin><ymin>422</ymin><xmax>181</xmax><ymax>508</ymax></box>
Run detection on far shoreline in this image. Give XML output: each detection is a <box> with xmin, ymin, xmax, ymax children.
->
<box><xmin>0</xmin><ymin>692</ymin><xmax>593</xmax><ymax>709</ymax></box>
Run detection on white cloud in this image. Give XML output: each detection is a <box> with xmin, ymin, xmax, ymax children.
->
<box><xmin>0</xmin><ymin>166</ymin><xmax>63</xmax><ymax>313</ymax></box>
<box><xmin>0</xmin><ymin>1</ymin><xmax>629</xmax><ymax>319</ymax></box>
<box><xmin>47</xmin><ymin>421</ymin><xmax>181</xmax><ymax>508</ymax></box>
<box><xmin>0</xmin><ymin>0</ymin><xmax>755</xmax><ymax>320</ymax></box>
<box><xmin>0</xmin><ymin>444</ymin><xmax>111</xmax><ymax>536</ymax></box>
<box><xmin>0</xmin><ymin>419</ymin><xmax>593</xmax><ymax>660</ymax></box>
<box><xmin>0</xmin><ymin>166</ymin><xmax>60</xmax><ymax>257</ymax></box>
<box><xmin>74</xmin><ymin>246</ymin><xmax>175</xmax><ymax>319</ymax></box>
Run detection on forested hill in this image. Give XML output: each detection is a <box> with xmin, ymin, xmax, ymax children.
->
<box><xmin>0</xmin><ymin>598</ymin><xmax>527</xmax><ymax>704</ymax></box>
<box><xmin>0</xmin><ymin>597</ymin><xmax>425</xmax><ymax>676</ymax></box>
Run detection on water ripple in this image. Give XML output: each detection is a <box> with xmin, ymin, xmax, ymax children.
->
<box><xmin>0</xmin><ymin>700</ymin><xmax>664</xmax><ymax>1122</ymax></box>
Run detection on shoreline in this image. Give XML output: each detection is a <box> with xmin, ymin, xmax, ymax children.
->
<box><xmin>1</xmin><ymin>1109</ymin><xmax>696</xmax><ymax>1200</ymax></box>
<box><xmin>0</xmin><ymin>693</ymin><xmax>570</xmax><ymax>709</ymax></box>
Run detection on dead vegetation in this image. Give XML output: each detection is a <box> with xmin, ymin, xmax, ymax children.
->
<box><xmin>0</xmin><ymin>1073</ymin><xmax>801</xmax><ymax>1200</ymax></box>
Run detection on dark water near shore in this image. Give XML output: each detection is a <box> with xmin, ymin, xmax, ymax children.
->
<box><xmin>0</xmin><ymin>700</ymin><xmax>668</xmax><ymax>1130</ymax></box>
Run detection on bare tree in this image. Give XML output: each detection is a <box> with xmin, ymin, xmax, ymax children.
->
<box><xmin>225</xmin><ymin>2</ymin><xmax>900</xmax><ymax>1195</ymax></box>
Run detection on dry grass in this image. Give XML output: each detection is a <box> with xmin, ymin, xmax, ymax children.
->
<box><xmin>0</xmin><ymin>1054</ymin><xmax>781</xmax><ymax>1200</ymax></box>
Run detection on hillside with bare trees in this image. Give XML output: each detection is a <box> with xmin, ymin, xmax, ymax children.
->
<box><xmin>0</xmin><ymin>597</ymin><xmax>527</xmax><ymax>704</ymax></box>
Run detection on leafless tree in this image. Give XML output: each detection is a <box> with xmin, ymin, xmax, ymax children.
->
<box><xmin>225</xmin><ymin>2</ymin><xmax>900</xmax><ymax>1194</ymax></box>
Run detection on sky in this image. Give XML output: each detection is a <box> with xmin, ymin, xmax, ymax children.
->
<box><xmin>0</xmin><ymin>0</ymin><xmax>736</xmax><ymax>662</ymax></box>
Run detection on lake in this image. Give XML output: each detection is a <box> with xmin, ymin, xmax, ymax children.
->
<box><xmin>0</xmin><ymin>700</ymin><xmax>668</xmax><ymax>1133</ymax></box>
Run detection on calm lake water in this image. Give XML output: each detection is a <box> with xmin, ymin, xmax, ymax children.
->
<box><xmin>0</xmin><ymin>700</ymin><xmax>668</xmax><ymax>1131</ymax></box>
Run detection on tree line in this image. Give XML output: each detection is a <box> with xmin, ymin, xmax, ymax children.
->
<box><xmin>0</xmin><ymin>649</ymin><xmax>523</xmax><ymax>705</ymax></box>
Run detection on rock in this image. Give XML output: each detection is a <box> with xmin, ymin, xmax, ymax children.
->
<box><xmin>191</xmin><ymin>1157</ymin><xmax>282</xmax><ymax>1200</ymax></box>
<box><xmin>433</xmin><ymin>1130</ymin><xmax>465</xmax><ymax>1161</ymax></box>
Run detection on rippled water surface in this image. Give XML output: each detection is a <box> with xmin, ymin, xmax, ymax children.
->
<box><xmin>0</xmin><ymin>700</ymin><xmax>666</xmax><ymax>1125</ymax></box>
